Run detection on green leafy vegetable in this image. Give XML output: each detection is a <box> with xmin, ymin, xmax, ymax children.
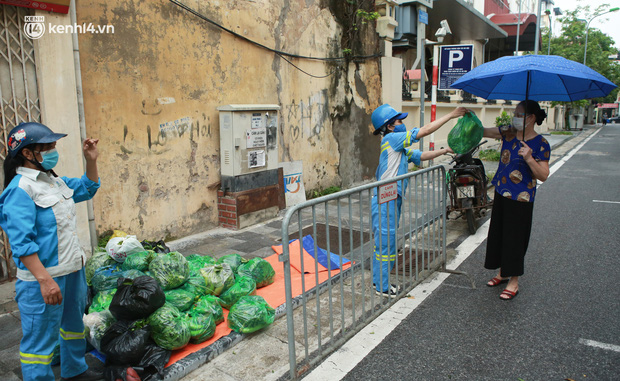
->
<box><xmin>149</xmin><ymin>251</ymin><xmax>190</xmax><ymax>290</ymax></box>
<box><xmin>227</xmin><ymin>295</ymin><xmax>275</xmax><ymax>333</ymax></box>
<box><xmin>237</xmin><ymin>258</ymin><xmax>276</xmax><ymax>288</ymax></box>
<box><xmin>147</xmin><ymin>304</ymin><xmax>190</xmax><ymax>350</ymax></box>
<box><xmin>200</xmin><ymin>264</ymin><xmax>235</xmax><ymax>296</ymax></box>
<box><xmin>219</xmin><ymin>276</ymin><xmax>256</xmax><ymax>309</ymax></box>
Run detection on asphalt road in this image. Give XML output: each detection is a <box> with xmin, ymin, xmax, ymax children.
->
<box><xmin>341</xmin><ymin>125</ymin><xmax>620</xmax><ymax>381</ymax></box>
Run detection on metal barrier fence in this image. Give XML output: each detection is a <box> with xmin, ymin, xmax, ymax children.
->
<box><xmin>279</xmin><ymin>165</ymin><xmax>453</xmax><ymax>379</ymax></box>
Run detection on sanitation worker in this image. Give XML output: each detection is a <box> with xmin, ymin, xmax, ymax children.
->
<box><xmin>0</xmin><ymin>122</ymin><xmax>102</xmax><ymax>381</ymax></box>
<box><xmin>371</xmin><ymin>104</ymin><xmax>467</xmax><ymax>296</ymax></box>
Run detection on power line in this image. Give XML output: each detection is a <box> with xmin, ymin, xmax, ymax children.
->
<box><xmin>168</xmin><ymin>0</ymin><xmax>380</xmax><ymax>78</ymax></box>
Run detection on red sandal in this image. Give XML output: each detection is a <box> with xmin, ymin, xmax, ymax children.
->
<box><xmin>486</xmin><ymin>277</ymin><xmax>509</xmax><ymax>287</ymax></box>
<box><xmin>499</xmin><ymin>289</ymin><xmax>519</xmax><ymax>300</ymax></box>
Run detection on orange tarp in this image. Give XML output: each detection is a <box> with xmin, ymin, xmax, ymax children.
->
<box><xmin>166</xmin><ymin>242</ymin><xmax>352</xmax><ymax>366</ymax></box>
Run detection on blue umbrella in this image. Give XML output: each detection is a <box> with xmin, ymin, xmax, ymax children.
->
<box><xmin>450</xmin><ymin>55</ymin><xmax>617</xmax><ymax>102</ymax></box>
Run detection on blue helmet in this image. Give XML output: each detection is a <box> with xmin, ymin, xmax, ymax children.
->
<box><xmin>7</xmin><ymin>122</ymin><xmax>67</xmax><ymax>158</ymax></box>
<box><xmin>371</xmin><ymin>104</ymin><xmax>408</xmax><ymax>135</ymax></box>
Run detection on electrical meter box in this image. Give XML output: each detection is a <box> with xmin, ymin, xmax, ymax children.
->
<box><xmin>218</xmin><ymin>104</ymin><xmax>280</xmax><ymax>193</ymax></box>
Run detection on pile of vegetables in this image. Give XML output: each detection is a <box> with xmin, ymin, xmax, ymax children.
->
<box><xmin>84</xmin><ymin>234</ymin><xmax>278</xmax><ymax>374</ymax></box>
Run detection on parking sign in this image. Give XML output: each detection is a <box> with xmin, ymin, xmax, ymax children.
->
<box><xmin>439</xmin><ymin>45</ymin><xmax>474</xmax><ymax>90</ymax></box>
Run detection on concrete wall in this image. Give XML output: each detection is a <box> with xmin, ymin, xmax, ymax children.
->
<box><xmin>75</xmin><ymin>0</ymin><xmax>382</xmax><ymax>239</ymax></box>
<box><xmin>34</xmin><ymin>9</ymin><xmax>92</xmax><ymax>252</ymax></box>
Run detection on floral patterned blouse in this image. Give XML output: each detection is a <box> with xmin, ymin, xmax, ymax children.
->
<box><xmin>491</xmin><ymin>128</ymin><xmax>551</xmax><ymax>203</ymax></box>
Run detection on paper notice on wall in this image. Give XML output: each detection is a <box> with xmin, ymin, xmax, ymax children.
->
<box><xmin>251</xmin><ymin>113</ymin><xmax>264</xmax><ymax>129</ymax></box>
<box><xmin>246</xmin><ymin>128</ymin><xmax>266</xmax><ymax>148</ymax></box>
<box><xmin>248</xmin><ymin>150</ymin><xmax>265</xmax><ymax>168</ymax></box>
<box><xmin>280</xmin><ymin>161</ymin><xmax>306</xmax><ymax>207</ymax></box>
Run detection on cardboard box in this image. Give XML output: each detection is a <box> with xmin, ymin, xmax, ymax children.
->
<box><xmin>0</xmin><ymin>0</ymin><xmax>71</xmax><ymax>15</ymax></box>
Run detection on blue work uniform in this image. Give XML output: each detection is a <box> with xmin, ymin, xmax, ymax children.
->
<box><xmin>0</xmin><ymin>167</ymin><xmax>100</xmax><ymax>381</ymax></box>
<box><xmin>372</xmin><ymin>129</ymin><xmax>421</xmax><ymax>292</ymax></box>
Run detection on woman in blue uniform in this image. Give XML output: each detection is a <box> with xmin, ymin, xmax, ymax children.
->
<box><xmin>0</xmin><ymin>122</ymin><xmax>102</xmax><ymax>381</ymax></box>
<box><xmin>371</xmin><ymin>104</ymin><xmax>467</xmax><ymax>296</ymax></box>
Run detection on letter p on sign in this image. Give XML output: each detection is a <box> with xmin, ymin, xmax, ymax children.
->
<box><xmin>449</xmin><ymin>50</ymin><xmax>464</xmax><ymax>67</ymax></box>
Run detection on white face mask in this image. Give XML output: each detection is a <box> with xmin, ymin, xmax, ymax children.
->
<box><xmin>512</xmin><ymin>117</ymin><xmax>525</xmax><ymax>131</ymax></box>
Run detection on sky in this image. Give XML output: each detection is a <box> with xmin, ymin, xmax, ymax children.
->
<box><xmin>553</xmin><ymin>0</ymin><xmax>620</xmax><ymax>49</ymax></box>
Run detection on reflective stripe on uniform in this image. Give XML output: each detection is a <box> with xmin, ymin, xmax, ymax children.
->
<box><xmin>20</xmin><ymin>351</ymin><xmax>53</xmax><ymax>365</ymax></box>
<box><xmin>60</xmin><ymin>327</ymin><xmax>85</xmax><ymax>340</ymax></box>
<box><xmin>375</xmin><ymin>253</ymin><xmax>396</xmax><ymax>260</ymax></box>
<box><xmin>381</xmin><ymin>141</ymin><xmax>390</xmax><ymax>153</ymax></box>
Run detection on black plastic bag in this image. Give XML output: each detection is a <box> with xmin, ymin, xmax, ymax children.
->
<box><xmin>140</xmin><ymin>240</ymin><xmax>171</xmax><ymax>254</ymax></box>
<box><xmin>109</xmin><ymin>276</ymin><xmax>165</xmax><ymax>321</ymax></box>
<box><xmin>103</xmin><ymin>341</ymin><xmax>171</xmax><ymax>381</ymax></box>
<box><xmin>100</xmin><ymin>320</ymin><xmax>151</xmax><ymax>366</ymax></box>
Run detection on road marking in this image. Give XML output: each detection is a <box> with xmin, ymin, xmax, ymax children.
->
<box><xmin>592</xmin><ymin>200</ymin><xmax>620</xmax><ymax>204</ymax></box>
<box><xmin>548</xmin><ymin>128</ymin><xmax>601</xmax><ymax>178</ymax></box>
<box><xmin>579</xmin><ymin>339</ymin><xmax>620</xmax><ymax>353</ymax></box>
<box><xmin>303</xmin><ymin>221</ymin><xmax>491</xmax><ymax>381</ymax></box>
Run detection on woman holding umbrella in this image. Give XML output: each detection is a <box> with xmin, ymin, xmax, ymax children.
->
<box><xmin>482</xmin><ymin>100</ymin><xmax>550</xmax><ymax>300</ymax></box>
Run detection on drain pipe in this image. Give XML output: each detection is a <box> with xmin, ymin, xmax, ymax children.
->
<box><xmin>70</xmin><ymin>1</ymin><xmax>98</xmax><ymax>251</ymax></box>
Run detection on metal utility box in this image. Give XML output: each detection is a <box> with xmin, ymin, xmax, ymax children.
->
<box><xmin>218</xmin><ymin>104</ymin><xmax>280</xmax><ymax>193</ymax></box>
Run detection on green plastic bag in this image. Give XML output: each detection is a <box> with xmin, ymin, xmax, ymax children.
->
<box><xmin>187</xmin><ymin>254</ymin><xmax>216</xmax><ymax>277</ymax></box>
<box><xmin>237</xmin><ymin>258</ymin><xmax>276</xmax><ymax>288</ymax></box>
<box><xmin>121</xmin><ymin>250</ymin><xmax>155</xmax><ymax>272</ymax></box>
<box><xmin>185</xmin><ymin>275</ymin><xmax>209</xmax><ymax>296</ymax></box>
<box><xmin>447</xmin><ymin>112</ymin><xmax>484</xmax><ymax>154</ymax></box>
<box><xmin>89</xmin><ymin>288</ymin><xmax>117</xmax><ymax>313</ymax></box>
<box><xmin>121</xmin><ymin>269</ymin><xmax>147</xmax><ymax>280</ymax></box>
<box><xmin>219</xmin><ymin>276</ymin><xmax>256</xmax><ymax>309</ymax></box>
<box><xmin>227</xmin><ymin>295</ymin><xmax>275</xmax><ymax>333</ymax></box>
<box><xmin>186</xmin><ymin>312</ymin><xmax>216</xmax><ymax>344</ymax></box>
<box><xmin>164</xmin><ymin>288</ymin><xmax>196</xmax><ymax>312</ymax></box>
<box><xmin>200</xmin><ymin>263</ymin><xmax>235</xmax><ymax>296</ymax></box>
<box><xmin>190</xmin><ymin>294</ymin><xmax>224</xmax><ymax>324</ymax></box>
<box><xmin>85</xmin><ymin>249</ymin><xmax>116</xmax><ymax>286</ymax></box>
<box><xmin>216</xmin><ymin>253</ymin><xmax>246</xmax><ymax>273</ymax></box>
<box><xmin>149</xmin><ymin>251</ymin><xmax>190</xmax><ymax>290</ymax></box>
<box><xmin>147</xmin><ymin>304</ymin><xmax>191</xmax><ymax>350</ymax></box>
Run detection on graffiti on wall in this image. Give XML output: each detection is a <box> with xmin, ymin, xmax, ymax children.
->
<box><xmin>147</xmin><ymin>113</ymin><xmax>214</xmax><ymax>149</ymax></box>
<box><xmin>285</xmin><ymin>90</ymin><xmax>329</xmax><ymax>143</ymax></box>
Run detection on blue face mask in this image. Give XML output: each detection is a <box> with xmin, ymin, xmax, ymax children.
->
<box><xmin>36</xmin><ymin>148</ymin><xmax>59</xmax><ymax>170</ymax></box>
<box><xmin>393</xmin><ymin>124</ymin><xmax>407</xmax><ymax>133</ymax></box>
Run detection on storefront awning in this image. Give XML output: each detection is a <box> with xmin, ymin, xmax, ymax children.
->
<box><xmin>428</xmin><ymin>0</ymin><xmax>507</xmax><ymax>41</ymax></box>
<box><xmin>489</xmin><ymin>13</ymin><xmax>539</xmax><ymax>52</ymax></box>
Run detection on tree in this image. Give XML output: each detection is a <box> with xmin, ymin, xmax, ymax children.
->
<box><xmin>542</xmin><ymin>5</ymin><xmax>620</xmax><ymax>104</ymax></box>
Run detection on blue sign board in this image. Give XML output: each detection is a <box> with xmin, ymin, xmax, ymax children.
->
<box><xmin>418</xmin><ymin>10</ymin><xmax>428</xmax><ymax>25</ymax></box>
<box><xmin>439</xmin><ymin>45</ymin><xmax>474</xmax><ymax>90</ymax></box>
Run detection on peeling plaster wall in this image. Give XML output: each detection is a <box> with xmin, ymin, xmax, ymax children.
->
<box><xmin>76</xmin><ymin>0</ymin><xmax>382</xmax><ymax>239</ymax></box>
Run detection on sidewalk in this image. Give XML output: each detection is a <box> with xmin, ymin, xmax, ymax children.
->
<box><xmin>0</xmin><ymin>124</ymin><xmax>594</xmax><ymax>381</ymax></box>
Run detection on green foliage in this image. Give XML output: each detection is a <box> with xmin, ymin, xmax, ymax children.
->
<box><xmin>356</xmin><ymin>9</ymin><xmax>380</xmax><ymax>24</ymax></box>
<box><xmin>550</xmin><ymin>131</ymin><xmax>573</xmax><ymax>135</ymax></box>
<box><xmin>542</xmin><ymin>5</ymin><xmax>620</xmax><ymax>104</ymax></box>
<box><xmin>495</xmin><ymin>111</ymin><xmax>511</xmax><ymax>128</ymax></box>
<box><xmin>486</xmin><ymin>171</ymin><xmax>496</xmax><ymax>183</ymax></box>
<box><xmin>307</xmin><ymin>186</ymin><xmax>341</xmax><ymax>200</ymax></box>
<box><xmin>479</xmin><ymin>148</ymin><xmax>500</xmax><ymax>161</ymax></box>
<box><xmin>479</xmin><ymin>149</ymin><xmax>501</xmax><ymax>161</ymax></box>
<box><xmin>98</xmin><ymin>230</ymin><xmax>113</xmax><ymax>248</ymax></box>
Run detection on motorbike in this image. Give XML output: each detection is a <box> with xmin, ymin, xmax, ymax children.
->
<box><xmin>446</xmin><ymin>141</ymin><xmax>493</xmax><ymax>234</ymax></box>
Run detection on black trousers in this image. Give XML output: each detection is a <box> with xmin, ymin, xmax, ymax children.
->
<box><xmin>485</xmin><ymin>192</ymin><xmax>534</xmax><ymax>277</ymax></box>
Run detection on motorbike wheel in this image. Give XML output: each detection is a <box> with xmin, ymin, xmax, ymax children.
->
<box><xmin>466</xmin><ymin>209</ymin><xmax>477</xmax><ymax>234</ymax></box>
